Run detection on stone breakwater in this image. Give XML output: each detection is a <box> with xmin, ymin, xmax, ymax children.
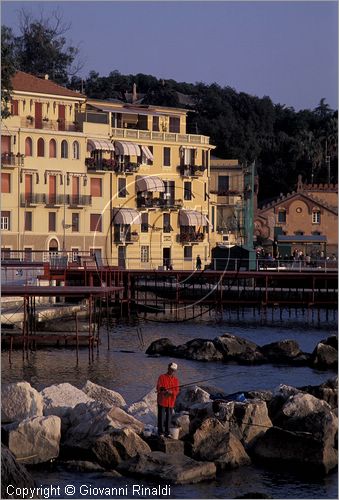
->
<box><xmin>146</xmin><ymin>333</ymin><xmax>338</xmax><ymax>369</ymax></box>
<box><xmin>1</xmin><ymin>374</ymin><xmax>338</xmax><ymax>496</ymax></box>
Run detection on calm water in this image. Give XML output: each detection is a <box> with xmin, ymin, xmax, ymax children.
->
<box><xmin>2</xmin><ymin>313</ymin><xmax>338</xmax><ymax>499</ymax></box>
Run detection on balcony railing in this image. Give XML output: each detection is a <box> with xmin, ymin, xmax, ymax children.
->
<box><xmin>85</xmin><ymin>158</ymin><xmax>140</xmax><ymax>174</ymax></box>
<box><xmin>68</xmin><ymin>195</ymin><xmax>92</xmax><ymax>207</ymax></box>
<box><xmin>114</xmin><ymin>232</ymin><xmax>139</xmax><ymax>244</ymax></box>
<box><xmin>20</xmin><ymin>193</ymin><xmax>92</xmax><ymax>207</ymax></box>
<box><xmin>20</xmin><ymin>193</ymin><xmax>46</xmax><ymax>206</ymax></box>
<box><xmin>1</xmin><ymin>153</ymin><xmax>25</xmax><ymax>167</ymax></box>
<box><xmin>210</xmin><ymin>189</ymin><xmax>242</xmax><ymax>196</ymax></box>
<box><xmin>178</xmin><ymin>232</ymin><xmax>205</xmax><ymax>243</ymax></box>
<box><xmin>111</xmin><ymin>127</ymin><xmax>210</xmax><ymax>145</ymax></box>
<box><xmin>137</xmin><ymin>198</ymin><xmax>183</xmax><ymax>209</ymax></box>
<box><xmin>114</xmin><ymin>162</ymin><xmax>140</xmax><ymax>174</ymax></box>
<box><xmin>179</xmin><ymin>165</ymin><xmax>207</xmax><ymax>176</ymax></box>
<box><xmin>20</xmin><ymin>118</ymin><xmax>80</xmax><ymax>132</ymax></box>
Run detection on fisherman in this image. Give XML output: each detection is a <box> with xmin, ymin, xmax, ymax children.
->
<box><xmin>196</xmin><ymin>254</ymin><xmax>202</xmax><ymax>270</ymax></box>
<box><xmin>156</xmin><ymin>362</ymin><xmax>179</xmax><ymax>437</ymax></box>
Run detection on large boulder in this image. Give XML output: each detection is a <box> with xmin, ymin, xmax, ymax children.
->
<box><xmin>311</xmin><ymin>338</ymin><xmax>338</xmax><ymax>370</ymax></box>
<box><xmin>41</xmin><ymin>383</ymin><xmax>94</xmax><ymax>419</ymax></box>
<box><xmin>177</xmin><ymin>339</ymin><xmax>224</xmax><ymax>362</ymax></box>
<box><xmin>82</xmin><ymin>381</ymin><xmax>126</xmax><ymax>408</ymax></box>
<box><xmin>1</xmin><ymin>445</ymin><xmax>36</xmax><ymax>499</ymax></box>
<box><xmin>252</xmin><ymin>426</ymin><xmax>337</xmax><ymax>475</ymax></box>
<box><xmin>145</xmin><ymin>338</ymin><xmax>176</xmax><ymax>356</ymax></box>
<box><xmin>108</xmin><ymin>407</ymin><xmax>144</xmax><ymax>434</ymax></box>
<box><xmin>171</xmin><ymin>412</ymin><xmax>190</xmax><ymax>439</ymax></box>
<box><xmin>118</xmin><ymin>451</ymin><xmax>216</xmax><ymax>484</ymax></box>
<box><xmin>274</xmin><ymin>393</ymin><xmax>337</xmax><ymax>445</ymax></box>
<box><xmin>6</xmin><ymin>416</ymin><xmax>61</xmax><ymax>465</ymax></box>
<box><xmin>298</xmin><ymin>377</ymin><xmax>338</xmax><ymax>410</ymax></box>
<box><xmin>190</xmin><ymin>417</ymin><xmax>251</xmax><ymax>469</ymax></box>
<box><xmin>213</xmin><ymin>334</ymin><xmax>264</xmax><ymax>363</ymax></box>
<box><xmin>260</xmin><ymin>340</ymin><xmax>302</xmax><ymax>363</ymax></box>
<box><xmin>176</xmin><ymin>386</ymin><xmax>211</xmax><ymax>412</ymax></box>
<box><xmin>267</xmin><ymin>384</ymin><xmax>302</xmax><ymax>421</ymax></box>
<box><xmin>92</xmin><ymin>428</ymin><xmax>151</xmax><ymax>468</ymax></box>
<box><xmin>127</xmin><ymin>389</ymin><xmax>158</xmax><ymax>426</ymax></box>
<box><xmin>1</xmin><ymin>382</ymin><xmax>43</xmax><ymax>423</ymax></box>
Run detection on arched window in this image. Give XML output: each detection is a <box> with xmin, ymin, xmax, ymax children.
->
<box><xmin>61</xmin><ymin>140</ymin><xmax>68</xmax><ymax>159</ymax></box>
<box><xmin>25</xmin><ymin>137</ymin><xmax>33</xmax><ymax>156</ymax></box>
<box><xmin>37</xmin><ymin>138</ymin><xmax>45</xmax><ymax>157</ymax></box>
<box><xmin>49</xmin><ymin>139</ymin><xmax>57</xmax><ymax>158</ymax></box>
<box><xmin>277</xmin><ymin>210</ymin><xmax>286</xmax><ymax>223</ymax></box>
<box><xmin>312</xmin><ymin>210</ymin><xmax>321</xmax><ymax>224</ymax></box>
<box><xmin>72</xmin><ymin>141</ymin><xmax>80</xmax><ymax>160</ymax></box>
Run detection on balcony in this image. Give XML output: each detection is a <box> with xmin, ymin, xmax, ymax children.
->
<box><xmin>111</xmin><ymin>127</ymin><xmax>210</xmax><ymax>145</ymax></box>
<box><xmin>21</xmin><ymin>117</ymin><xmax>81</xmax><ymax>132</ymax></box>
<box><xmin>1</xmin><ymin>153</ymin><xmax>25</xmax><ymax>167</ymax></box>
<box><xmin>210</xmin><ymin>189</ymin><xmax>242</xmax><ymax>196</ymax></box>
<box><xmin>114</xmin><ymin>231</ymin><xmax>139</xmax><ymax>244</ymax></box>
<box><xmin>20</xmin><ymin>193</ymin><xmax>46</xmax><ymax>206</ymax></box>
<box><xmin>137</xmin><ymin>198</ymin><xmax>183</xmax><ymax>210</ymax></box>
<box><xmin>114</xmin><ymin>162</ymin><xmax>140</xmax><ymax>175</ymax></box>
<box><xmin>45</xmin><ymin>195</ymin><xmax>66</xmax><ymax>206</ymax></box>
<box><xmin>85</xmin><ymin>158</ymin><xmax>116</xmax><ymax>171</ymax></box>
<box><xmin>177</xmin><ymin>232</ymin><xmax>205</xmax><ymax>243</ymax></box>
<box><xmin>179</xmin><ymin>165</ymin><xmax>207</xmax><ymax>177</ymax></box>
<box><xmin>68</xmin><ymin>195</ymin><xmax>92</xmax><ymax>207</ymax></box>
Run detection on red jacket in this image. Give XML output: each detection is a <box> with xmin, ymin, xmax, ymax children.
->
<box><xmin>156</xmin><ymin>373</ymin><xmax>179</xmax><ymax>408</ymax></box>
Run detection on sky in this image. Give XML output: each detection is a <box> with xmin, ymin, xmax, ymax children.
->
<box><xmin>1</xmin><ymin>0</ymin><xmax>338</xmax><ymax>111</ymax></box>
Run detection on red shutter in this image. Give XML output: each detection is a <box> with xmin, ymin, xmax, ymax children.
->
<box><xmin>37</xmin><ymin>138</ymin><xmax>45</xmax><ymax>157</ymax></box>
<box><xmin>90</xmin><ymin>178</ymin><xmax>102</xmax><ymax>197</ymax></box>
<box><xmin>58</xmin><ymin>105</ymin><xmax>65</xmax><ymax>131</ymax></box>
<box><xmin>1</xmin><ymin>173</ymin><xmax>10</xmax><ymax>193</ymax></box>
<box><xmin>25</xmin><ymin>137</ymin><xmax>32</xmax><ymax>156</ymax></box>
<box><xmin>25</xmin><ymin>174</ymin><xmax>33</xmax><ymax>201</ymax></box>
<box><xmin>49</xmin><ymin>175</ymin><xmax>56</xmax><ymax>204</ymax></box>
<box><xmin>1</xmin><ymin>136</ymin><xmax>11</xmax><ymax>154</ymax></box>
<box><xmin>11</xmin><ymin>100</ymin><xmax>19</xmax><ymax>115</ymax></box>
<box><xmin>90</xmin><ymin>214</ymin><xmax>102</xmax><ymax>232</ymax></box>
<box><xmin>35</xmin><ymin>102</ymin><xmax>42</xmax><ymax>129</ymax></box>
<box><xmin>49</xmin><ymin>139</ymin><xmax>56</xmax><ymax>158</ymax></box>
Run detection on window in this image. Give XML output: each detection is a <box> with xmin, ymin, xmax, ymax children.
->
<box><xmin>163</xmin><ymin>213</ymin><xmax>171</xmax><ymax>233</ymax></box>
<box><xmin>312</xmin><ymin>231</ymin><xmax>321</xmax><ymax>236</ymax></box>
<box><xmin>71</xmin><ymin>248</ymin><xmax>79</xmax><ymax>262</ymax></box>
<box><xmin>49</xmin><ymin>212</ymin><xmax>56</xmax><ymax>232</ymax></box>
<box><xmin>184</xmin><ymin>181</ymin><xmax>192</xmax><ymax>200</ymax></box>
<box><xmin>24</xmin><ymin>212</ymin><xmax>32</xmax><ymax>231</ymax></box>
<box><xmin>1</xmin><ymin>248</ymin><xmax>11</xmax><ymax>259</ymax></box>
<box><xmin>1</xmin><ymin>211</ymin><xmax>10</xmax><ymax>230</ymax></box>
<box><xmin>37</xmin><ymin>138</ymin><xmax>45</xmax><ymax>157</ymax></box>
<box><xmin>141</xmin><ymin>212</ymin><xmax>148</xmax><ymax>232</ymax></box>
<box><xmin>278</xmin><ymin>210</ymin><xmax>286</xmax><ymax>223</ymax></box>
<box><xmin>49</xmin><ymin>139</ymin><xmax>57</xmax><ymax>158</ymax></box>
<box><xmin>294</xmin><ymin>230</ymin><xmax>304</xmax><ymax>236</ymax></box>
<box><xmin>141</xmin><ymin>245</ymin><xmax>150</xmax><ymax>263</ymax></box>
<box><xmin>73</xmin><ymin>141</ymin><xmax>80</xmax><ymax>159</ymax></box>
<box><xmin>202</xmin><ymin>150</ymin><xmax>209</xmax><ymax>167</ymax></box>
<box><xmin>184</xmin><ymin>246</ymin><xmax>192</xmax><ymax>260</ymax></box>
<box><xmin>90</xmin><ymin>178</ymin><xmax>102</xmax><ymax>197</ymax></box>
<box><xmin>1</xmin><ymin>173</ymin><xmax>11</xmax><ymax>193</ymax></box>
<box><xmin>163</xmin><ymin>147</ymin><xmax>171</xmax><ymax>166</ymax></box>
<box><xmin>152</xmin><ymin>116</ymin><xmax>160</xmax><ymax>132</ymax></box>
<box><xmin>11</xmin><ymin>100</ymin><xmax>19</xmax><ymax>115</ymax></box>
<box><xmin>61</xmin><ymin>140</ymin><xmax>68</xmax><ymax>158</ymax></box>
<box><xmin>118</xmin><ymin>177</ymin><xmax>127</xmax><ymax>197</ymax></box>
<box><xmin>218</xmin><ymin>175</ymin><xmax>229</xmax><ymax>193</ymax></box>
<box><xmin>211</xmin><ymin>206</ymin><xmax>215</xmax><ymax>232</ymax></box>
<box><xmin>312</xmin><ymin>210</ymin><xmax>321</xmax><ymax>224</ymax></box>
<box><xmin>25</xmin><ymin>137</ymin><xmax>33</xmax><ymax>156</ymax></box>
<box><xmin>169</xmin><ymin>117</ymin><xmax>180</xmax><ymax>133</ymax></box>
<box><xmin>72</xmin><ymin>213</ymin><xmax>79</xmax><ymax>232</ymax></box>
<box><xmin>90</xmin><ymin>214</ymin><xmax>102</xmax><ymax>232</ymax></box>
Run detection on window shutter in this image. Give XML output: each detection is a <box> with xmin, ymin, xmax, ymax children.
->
<box><xmin>1</xmin><ymin>173</ymin><xmax>10</xmax><ymax>193</ymax></box>
<box><xmin>90</xmin><ymin>178</ymin><xmax>102</xmax><ymax>197</ymax></box>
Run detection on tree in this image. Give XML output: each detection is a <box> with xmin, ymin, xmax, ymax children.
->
<box><xmin>1</xmin><ymin>26</ymin><xmax>16</xmax><ymax>118</ymax></box>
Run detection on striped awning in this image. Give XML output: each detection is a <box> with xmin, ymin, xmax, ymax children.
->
<box><xmin>179</xmin><ymin>210</ymin><xmax>209</xmax><ymax>227</ymax></box>
<box><xmin>87</xmin><ymin>139</ymin><xmax>114</xmax><ymax>152</ymax></box>
<box><xmin>115</xmin><ymin>141</ymin><xmax>141</xmax><ymax>156</ymax></box>
<box><xmin>112</xmin><ymin>208</ymin><xmax>141</xmax><ymax>225</ymax></box>
<box><xmin>141</xmin><ymin>146</ymin><xmax>154</xmax><ymax>161</ymax></box>
<box><xmin>136</xmin><ymin>176</ymin><xmax>165</xmax><ymax>193</ymax></box>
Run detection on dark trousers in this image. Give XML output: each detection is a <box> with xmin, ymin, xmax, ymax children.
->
<box><xmin>157</xmin><ymin>405</ymin><xmax>173</xmax><ymax>436</ymax></box>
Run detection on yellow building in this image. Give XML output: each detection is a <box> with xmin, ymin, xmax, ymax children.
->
<box><xmin>1</xmin><ymin>71</ymin><xmax>214</xmax><ymax>269</ymax></box>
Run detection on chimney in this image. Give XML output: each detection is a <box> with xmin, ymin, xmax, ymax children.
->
<box><xmin>132</xmin><ymin>83</ymin><xmax>137</xmax><ymax>103</ymax></box>
<box><xmin>44</xmin><ymin>74</ymin><xmax>49</xmax><ymax>80</ymax></box>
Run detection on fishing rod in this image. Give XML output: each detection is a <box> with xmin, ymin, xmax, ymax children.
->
<box><xmin>177</xmin><ymin>372</ymin><xmax>248</xmax><ymax>390</ymax></box>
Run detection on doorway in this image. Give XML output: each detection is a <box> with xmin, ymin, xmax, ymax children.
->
<box><xmin>118</xmin><ymin>246</ymin><xmax>126</xmax><ymax>269</ymax></box>
<box><xmin>163</xmin><ymin>247</ymin><xmax>171</xmax><ymax>269</ymax></box>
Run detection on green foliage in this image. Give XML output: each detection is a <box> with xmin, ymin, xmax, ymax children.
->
<box><xmin>1</xmin><ymin>26</ymin><xmax>16</xmax><ymax>118</ymax></box>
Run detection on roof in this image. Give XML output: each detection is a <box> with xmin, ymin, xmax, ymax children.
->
<box><xmin>11</xmin><ymin>71</ymin><xmax>86</xmax><ymax>99</ymax></box>
<box><xmin>277</xmin><ymin>235</ymin><xmax>327</xmax><ymax>243</ymax></box>
<box><xmin>259</xmin><ymin>190</ymin><xmax>338</xmax><ymax>216</ymax></box>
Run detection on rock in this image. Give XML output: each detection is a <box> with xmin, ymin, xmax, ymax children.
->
<box><xmin>178</xmin><ymin>339</ymin><xmax>224</xmax><ymax>362</ymax></box>
<box><xmin>145</xmin><ymin>436</ymin><xmax>185</xmax><ymax>454</ymax></box>
<box><xmin>267</xmin><ymin>385</ymin><xmax>302</xmax><ymax>421</ymax></box>
<box><xmin>82</xmin><ymin>381</ymin><xmax>126</xmax><ymax>408</ymax></box>
<box><xmin>1</xmin><ymin>445</ymin><xmax>36</xmax><ymax>499</ymax></box>
<box><xmin>190</xmin><ymin>417</ymin><xmax>251</xmax><ymax>469</ymax></box>
<box><xmin>127</xmin><ymin>389</ymin><xmax>158</xmax><ymax>426</ymax></box>
<box><xmin>236</xmin><ymin>493</ymin><xmax>272</xmax><ymax>499</ymax></box>
<box><xmin>311</xmin><ymin>342</ymin><xmax>338</xmax><ymax>370</ymax></box>
<box><xmin>171</xmin><ymin>412</ymin><xmax>190</xmax><ymax>438</ymax></box>
<box><xmin>7</xmin><ymin>416</ymin><xmax>61</xmax><ymax>465</ymax></box>
<box><xmin>275</xmin><ymin>393</ymin><xmax>337</xmax><ymax>445</ymax></box>
<box><xmin>260</xmin><ymin>339</ymin><xmax>302</xmax><ymax>362</ymax></box>
<box><xmin>321</xmin><ymin>335</ymin><xmax>338</xmax><ymax>350</ymax></box>
<box><xmin>41</xmin><ymin>383</ymin><xmax>94</xmax><ymax>418</ymax></box>
<box><xmin>108</xmin><ymin>406</ymin><xmax>144</xmax><ymax>434</ymax></box>
<box><xmin>176</xmin><ymin>386</ymin><xmax>211</xmax><ymax>412</ymax></box>
<box><xmin>214</xmin><ymin>334</ymin><xmax>263</xmax><ymax>363</ymax></box>
<box><xmin>232</xmin><ymin>401</ymin><xmax>273</xmax><ymax>449</ymax></box>
<box><xmin>118</xmin><ymin>451</ymin><xmax>216</xmax><ymax>484</ymax></box>
<box><xmin>145</xmin><ymin>338</ymin><xmax>176</xmax><ymax>356</ymax></box>
<box><xmin>298</xmin><ymin>378</ymin><xmax>338</xmax><ymax>410</ymax></box>
<box><xmin>92</xmin><ymin>428</ymin><xmax>151</xmax><ymax>469</ymax></box>
<box><xmin>1</xmin><ymin>382</ymin><xmax>43</xmax><ymax>423</ymax></box>
<box><xmin>61</xmin><ymin>460</ymin><xmax>105</xmax><ymax>472</ymax></box>
<box><xmin>252</xmin><ymin>426</ymin><xmax>337</xmax><ymax>475</ymax></box>
<box><xmin>199</xmin><ymin>384</ymin><xmax>228</xmax><ymax>400</ymax></box>
<box><xmin>244</xmin><ymin>390</ymin><xmax>273</xmax><ymax>403</ymax></box>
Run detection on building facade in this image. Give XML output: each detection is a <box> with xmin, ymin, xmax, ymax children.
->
<box><xmin>1</xmin><ymin>71</ymin><xmax>215</xmax><ymax>269</ymax></box>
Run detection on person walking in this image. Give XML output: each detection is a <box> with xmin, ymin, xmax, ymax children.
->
<box><xmin>156</xmin><ymin>362</ymin><xmax>179</xmax><ymax>437</ymax></box>
<box><xmin>196</xmin><ymin>254</ymin><xmax>202</xmax><ymax>270</ymax></box>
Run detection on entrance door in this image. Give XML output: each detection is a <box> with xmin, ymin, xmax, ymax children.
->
<box><xmin>118</xmin><ymin>246</ymin><xmax>126</xmax><ymax>269</ymax></box>
<box><xmin>35</xmin><ymin>102</ymin><xmax>42</xmax><ymax>129</ymax></box>
<box><xmin>163</xmin><ymin>247</ymin><xmax>171</xmax><ymax>269</ymax></box>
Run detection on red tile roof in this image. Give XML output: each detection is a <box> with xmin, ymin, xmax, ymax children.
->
<box><xmin>11</xmin><ymin>71</ymin><xmax>85</xmax><ymax>99</ymax></box>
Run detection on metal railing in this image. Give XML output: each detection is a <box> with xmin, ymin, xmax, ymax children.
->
<box><xmin>20</xmin><ymin>194</ymin><xmax>92</xmax><ymax>207</ymax></box>
<box><xmin>111</xmin><ymin>128</ymin><xmax>210</xmax><ymax>145</ymax></box>
<box><xmin>179</xmin><ymin>165</ymin><xmax>207</xmax><ymax>176</ymax></box>
<box><xmin>137</xmin><ymin>198</ymin><xmax>183</xmax><ymax>209</ymax></box>
<box><xmin>20</xmin><ymin>118</ymin><xmax>80</xmax><ymax>132</ymax></box>
<box><xmin>177</xmin><ymin>232</ymin><xmax>205</xmax><ymax>243</ymax></box>
<box><xmin>1</xmin><ymin>153</ymin><xmax>25</xmax><ymax>167</ymax></box>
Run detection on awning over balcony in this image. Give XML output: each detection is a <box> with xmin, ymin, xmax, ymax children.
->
<box><xmin>141</xmin><ymin>146</ymin><xmax>154</xmax><ymax>162</ymax></box>
<box><xmin>136</xmin><ymin>175</ymin><xmax>165</xmax><ymax>193</ymax></box>
<box><xmin>115</xmin><ymin>141</ymin><xmax>141</xmax><ymax>156</ymax></box>
<box><xmin>179</xmin><ymin>209</ymin><xmax>209</xmax><ymax>226</ymax></box>
<box><xmin>112</xmin><ymin>208</ymin><xmax>141</xmax><ymax>225</ymax></box>
<box><xmin>87</xmin><ymin>139</ymin><xmax>114</xmax><ymax>152</ymax></box>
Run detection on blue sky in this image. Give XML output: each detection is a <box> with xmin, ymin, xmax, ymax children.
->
<box><xmin>2</xmin><ymin>1</ymin><xmax>338</xmax><ymax>111</ymax></box>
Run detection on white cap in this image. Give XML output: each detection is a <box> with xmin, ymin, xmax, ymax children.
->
<box><xmin>169</xmin><ymin>362</ymin><xmax>178</xmax><ymax>370</ymax></box>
